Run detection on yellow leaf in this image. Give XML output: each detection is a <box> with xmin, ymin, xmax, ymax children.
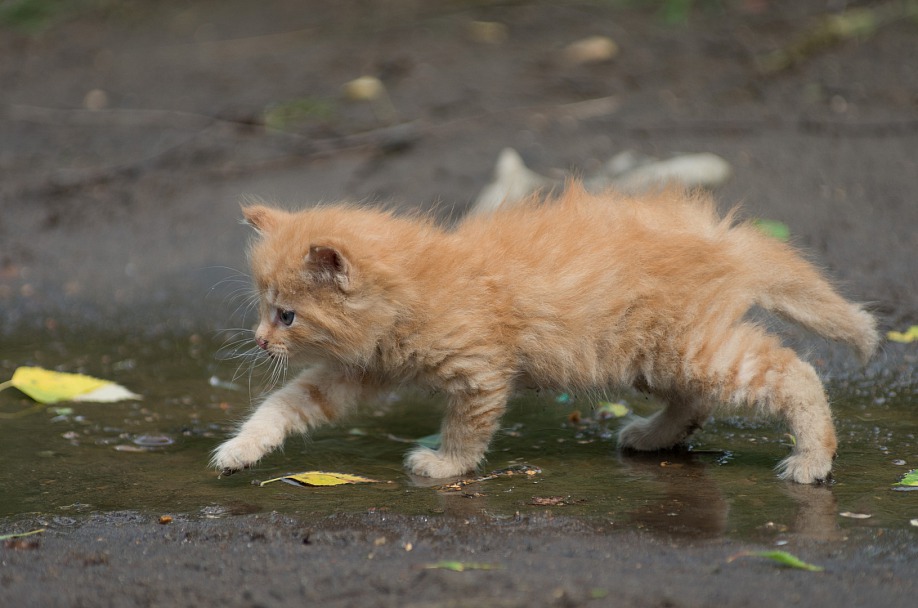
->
<box><xmin>596</xmin><ymin>401</ymin><xmax>630</xmax><ymax>418</ymax></box>
<box><xmin>887</xmin><ymin>326</ymin><xmax>918</xmax><ymax>343</ymax></box>
<box><xmin>2</xmin><ymin>367</ymin><xmax>141</xmax><ymax>404</ymax></box>
<box><xmin>259</xmin><ymin>471</ymin><xmax>379</xmax><ymax>487</ymax></box>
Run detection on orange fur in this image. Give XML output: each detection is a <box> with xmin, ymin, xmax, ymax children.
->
<box><xmin>211</xmin><ymin>183</ymin><xmax>877</xmax><ymax>483</ymax></box>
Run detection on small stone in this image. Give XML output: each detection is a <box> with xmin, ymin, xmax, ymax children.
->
<box><xmin>468</xmin><ymin>21</ymin><xmax>508</xmax><ymax>45</ymax></box>
<box><xmin>563</xmin><ymin>36</ymin><xmax>619</xmax><ymax>64</ymax></box>
<box><xmin>83</xmin><ymin>89</ymin><xmax>109</xmax><ymax>111</ymax></box>
<box><xmin>343</xmin><ymin>76</ymin><xmax>385</xmax><ymax>101</ymax></box>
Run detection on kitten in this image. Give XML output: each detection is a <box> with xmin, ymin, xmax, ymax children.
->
<box><xmin>211</xmin><ymin>183</ymin><xmax>877</xmax><ymax>484</ymax></box>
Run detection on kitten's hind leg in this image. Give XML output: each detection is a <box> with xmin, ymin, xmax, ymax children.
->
<box><xmin>211</xmin><ymin>365</ymin><xmax>365</xmax><ymax>475</ymax></box>
<box><xmin>767</xmin><ymin>359</ymin><xmax>836</xmax><ymax>484</ymax></box>
<box><xmin>702</xmin><ymin>328</ymin><xmax>836</xmax><ymax>484</ymax></box>
<box><xmin>618</xmin><ymin>393</ymin><xmax>709</xmax><ymax>452</ymax></box>
<box><xmin>405</xmin><ymin>384</ymin><xmax>510</xmax><ymax>478</ymax></box>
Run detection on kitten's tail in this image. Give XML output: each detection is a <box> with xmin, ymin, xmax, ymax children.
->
<box><xmin>739</xmin><ymin>226</ymin><xmax>879</xmax><ymax>363</ymax></box>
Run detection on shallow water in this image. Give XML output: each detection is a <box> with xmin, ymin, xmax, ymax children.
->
<box><xmin>1</xmin><ymin>330</ymin><xmax>915</xmax><ymax>541</ymax></box>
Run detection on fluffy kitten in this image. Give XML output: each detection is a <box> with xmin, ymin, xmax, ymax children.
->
<box><xmin>211</xmin><ymin>183</ymin><xmax>877</xmax><ymax>484</ymax></box>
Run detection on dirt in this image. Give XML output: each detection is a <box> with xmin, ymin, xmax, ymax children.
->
<box><xmin>1</xmin><ymin>1</ymin><xmax>917</xmax><ymax>606</ymax></box>
<box><xmin>2</xmin><ymin>511</ymin><xmax>916</xmax><ymax>608</ymax></box>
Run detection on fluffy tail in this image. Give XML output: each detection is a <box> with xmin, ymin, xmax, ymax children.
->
<box><xmin>738</xmin><ymin>226</ymin><xmax>879</xmax><ymax>363</ymax></box>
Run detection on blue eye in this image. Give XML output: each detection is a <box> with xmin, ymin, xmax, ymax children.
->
<box><xmin>278</xmin><ymin>309</ymin><xmax>295</xmax><ymax>326</ymax></box>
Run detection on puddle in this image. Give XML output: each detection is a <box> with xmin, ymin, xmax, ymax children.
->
<box><xmin>1</xmin><ymin>329</ymin><xmax>916</xmax><ymax>541</ymax></box>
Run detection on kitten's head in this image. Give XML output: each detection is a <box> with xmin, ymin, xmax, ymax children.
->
<box><xmin>242</xmin><ymin>204</ymin><xmax>405</xmax><ymax>367</ymax></box>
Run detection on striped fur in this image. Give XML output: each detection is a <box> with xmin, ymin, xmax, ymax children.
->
<box><xmin>211</xmin><ymin>183</ymin><xmax>877</xmax><ymax>483</ymax></box>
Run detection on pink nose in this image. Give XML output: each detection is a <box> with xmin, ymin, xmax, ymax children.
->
<box><xmin>256</xmin><ymin>337</ymin><xmax>269</xmax><ymax>350</ymax></box>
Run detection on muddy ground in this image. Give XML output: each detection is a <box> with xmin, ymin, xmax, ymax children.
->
<box><xmin>1</xmin><ymin>1</ymin><xmax>917</xmax><ymax>606</ymax></box>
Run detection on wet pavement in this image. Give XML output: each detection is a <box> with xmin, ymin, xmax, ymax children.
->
<box><xmin>2</xmin><ymin>332</ymin><xmax>916</xmax><ymax>540</ymax></box>
<box><xmin>1</xmin><ymin>1</ymin><xmax>917</xmax><ymax>606</ymax></box>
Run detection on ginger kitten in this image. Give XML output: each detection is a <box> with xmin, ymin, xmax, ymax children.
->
<box><xmin>212</xmin><ymin>183</ymin><xmax>877</xmax><ymax>484</ymax></box>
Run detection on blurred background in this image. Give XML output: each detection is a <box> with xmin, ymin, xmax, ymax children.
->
<box><xmin>1</xmin><ymin>0</ymin><xmax>916</xmax><ymax>336</ymax></box>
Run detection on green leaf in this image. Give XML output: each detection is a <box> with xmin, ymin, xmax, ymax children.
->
<box><xmin>590</xmin><ymin>588</ymin><xmax>610</xmax><ymax>599</ymax></box>
<box><xmin>422</xmin><ymin>561</ymin><xmax>503</xmax><ymax>572</ymax></box>
<box><xmin>259</xmin><ymin>471</ymin><xmax>379</xmax><ymax>487</ymax></box>
<box><xmin>752</xmin><ymin>219</ymin><xmax>790</xmax><ymax>241</ymax></box>
<box><xmin>1</xmin><ymin>367</ymin><xmax>140</xmax><ymax>404</ymax></box>
<box><xmin>0</xmin><ymin>528</ymin><xmax>45</xmax><ymax>541</ymax></box>
<box><xmin>894</xmin><ymin>469</ymin><xmax>918</xmax><ymax>487</ymax></box>
<box><xmin>415</xmin><ymin>433</ymin><xmax>442</xmax><ymax>449</ymax></box>
<box><xmin>264</xmin><ymin>97</ymin><xmax>334</xmax><ymax>131</ymax></box>
<box><xmin>728</xmin><ymin>550</ymin><xmax>824</xmax><ymax>572</ymax></box>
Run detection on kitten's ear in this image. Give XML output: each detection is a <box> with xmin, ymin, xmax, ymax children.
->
<box><xmin>306</xmin><ymin>244</ymin><xmax>350</xmax><ymax>291</ymax></box>
<box><xmin>242</xmin><ymin>205</ymin><xmax>282</xmax><ymax>235</ymax></box>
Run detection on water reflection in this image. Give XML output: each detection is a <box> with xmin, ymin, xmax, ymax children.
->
<box><xmin>780</xmin><ymin>483</ymin><xmax>843</xmax><ymax>541</ymax></box>
<box><xmin>0</xmin><ymin>331</ymin><xmax>915</xmax><ymax>541</ymax></box>
<box><xmin>618</xmin><ymin>450</ymin><xmax>728</xmax><ymax>537</ymax></box>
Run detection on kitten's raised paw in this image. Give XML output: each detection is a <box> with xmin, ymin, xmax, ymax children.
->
<box><xmin>404</xmin><ymin>446</ymin><xmax>476</xmax><ymax>478</ymax></box>
<box><xmin>776</xmin><ymin>452</ymin><xmax>833</xmax><ymax>484</ymax></box>
<box><xmin>210</xmin><ymin>436</ymin><xmax>268</xmax><ymax>474</ymax></box>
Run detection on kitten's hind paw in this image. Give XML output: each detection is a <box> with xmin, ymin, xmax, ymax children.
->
<box><xmin>618</xmin><ymin>415</ymin><xmax>687</xmax><ymax>452</ymax></box>
<box><xmin>404</xmin><ymin>446</ymin><xmax>477</xmax><ymax>478</ymax></box>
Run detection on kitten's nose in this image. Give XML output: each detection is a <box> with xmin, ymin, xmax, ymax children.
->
<box><xmin>256</xmin><ymin>336</ymin><xmax>269</xmax><ymax>351</ymax></box>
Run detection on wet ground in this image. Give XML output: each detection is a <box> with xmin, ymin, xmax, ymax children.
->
<box><xmin>1</xmin><ymin>331</ymin><xmax>917</xmax><ymax>606</ymax></box>
<box><xmin>2</xmin><ymin>332</ymin><xmax>917</xmax><ymax>534</ymax></box>
<box><xmin>2</xmin><ymin>1</ymin><xmax>918</xmax><ymax>606</ymax></box>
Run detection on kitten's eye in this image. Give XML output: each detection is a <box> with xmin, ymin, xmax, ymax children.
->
<box><xmin>278</xmin><ymin>308</ymin><xmax>295</xmax><ymax>326</ymax></box>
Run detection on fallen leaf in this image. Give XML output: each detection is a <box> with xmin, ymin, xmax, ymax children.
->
<box><xmin>752</xmin><ymin>219</ymin><xmax>790</xmax><ymax>241</ymax></box>
<box><xmin>839</xmin><ymin>511</ymin><xmax>872</xmax><ymax>519</ymax></box>
<box><xmin>529</xmin><ymin>496</ymin><xmax>586</xmax><ymax>506</ymax></box>
<box><xmin>728</xmin><ymin>550</ymin><xmax>824</xmax><ymax>572</ymax></box>
<box><xmin>757</xmin><ymin>5</ymin><xmax>907</xmax><ymax>74</ymax></box>
<box><xmin>590</xmin><ymin>589</ymin><xmax>610</xmax><ymax>600</ymax></box>
<box><xmin>158</xmin><ymin>515</ymin><xmax>173</xmax><ymax>525</ymax></box>
<box><xmin>386</xmin><ymin>433</ymin><xmax>442</xmax><ymax>449</ymax></box>
<box><xmin>415</xmin><ymin>433</ymin><xmax>442</xmax><ymax>450</ymax></box>
<box><xmin>887</xmin><ymin>326</ymin><xmax>918</xmax><ymax>343</ymax></box>
<box><xmin>263</xmin><ymin>97</ymin><xmax>334</xmax><ymax>131</ymax></box>
<box><xmin>893</xmin><ymin>469</ymin><xmax>918</xmax><ymax>487</ymax></box>
<box><xmin>0</xmin><ymin>528</ymin><xmax>45</xmax><ymax>541</ymax></box>
<box><xmin>439</xmin><ymin>464</ymin><xmax>542</xmax><ymax>492</ymax></box>
<box><xmin>423</xmin><ymin>561</ymin><xmax>503</xmax><ymax>572</ymax></box>
<box><xmin>0</xmin><ymin>367</ymin><xmax>140</xmax><ymax>404</ymax></box>
<box><xmin>259</xmin><ymin>471</ymin><xmax>379</xmax><ymax>487</ymax></box>
<box><xmin>530</xmin><ymin>496</ymin><xmax>567</xmax><ymax>506</ymax></box>
<box><xmin>596</xmin><ymin>401</ymin><xmax>630</xmax><ymax>419</ymax></box>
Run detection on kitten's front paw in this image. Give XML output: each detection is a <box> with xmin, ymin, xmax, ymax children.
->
<box><xmin>404</xmin><ymin>446</ymin><xmax>476</xmax><ymax>478</ymax></box>
<box><xmin>210</xmin><ymin>436</ymin><xmax>269</xmax><ymax>475</ymax></box>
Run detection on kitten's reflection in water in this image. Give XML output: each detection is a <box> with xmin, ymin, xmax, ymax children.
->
<box><xmin>620</xmin><ymin>449</ymin><xmax>842</xmax><ymax>540</ymax></box>
<box><xmin>420</xmin><ymin>449</ymin><xmax>841</xmax><ymax>541</ymax></box>
<box><xmin>618</xmin><ymin>449</ymin><xmax>729</xmax><ymax>538</ymax></box>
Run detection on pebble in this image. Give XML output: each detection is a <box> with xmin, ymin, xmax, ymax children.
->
<box><xmin>563</xmin><ymin>36</ymin><xmax>619</xmax><ymax>64</ymax></box>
